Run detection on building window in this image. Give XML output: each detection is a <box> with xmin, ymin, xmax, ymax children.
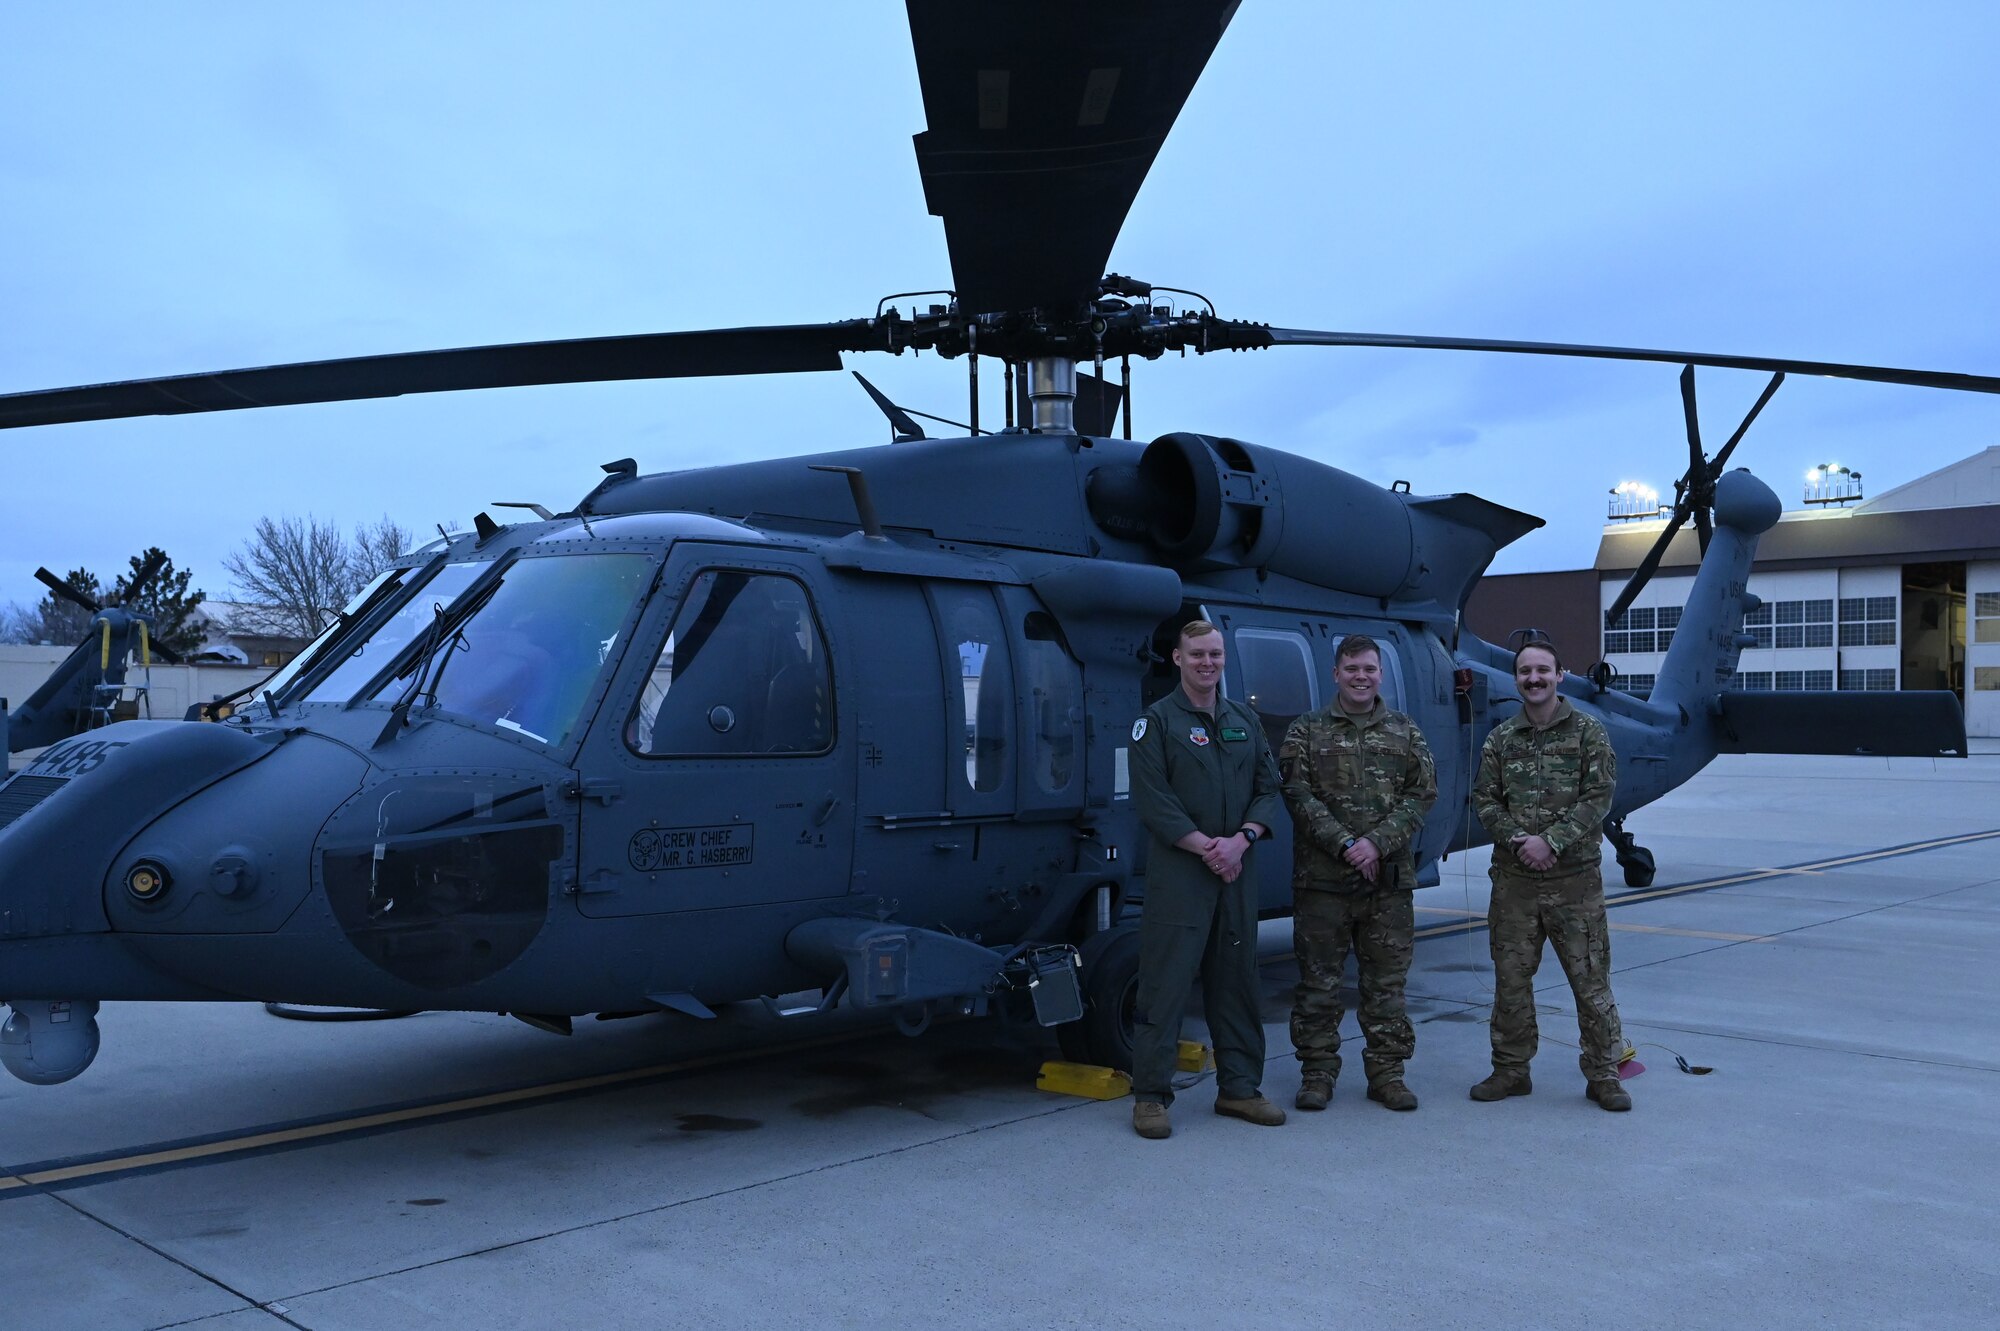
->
<box><xmin>1604</xmin><ymin>605</ymin><xmax>1657</xmax><ymax>655</ymax></box>
<box><xmin>1730</xmin><ymin>672</ymin><xmax>1774</xmax><ymax>692</ymax></box>
<box><xmin>1655</xmin><ymin>605</ymin><xmax>1680</xmax><ymax>651</ymax></box>
<box><xmin>1769</xmin><ymin>599</ymin><xmax>1832</xmax><ymax>649</ymax></box>
<box><xmin>1742</xmin><ymin>604</ymin><xmax>1773</xmax><ymax>650</ymax></box>
<box><xmin>1774</xmin><ymin>671</ymin><xmax>1803</xmax><ymax>691</ymax></box>
<box><xmin>1615</xmin><ymin>673</ymin><xmax>1655</xmax><ymax>696</ymax></box>
<box><xmin>1976</xmin><ymin>592</ymin><xmax>2000</xmax><ymax>645</ymax></box>
<box><xmin>1974</xmin><ymin>666</ymin><xmax>2000</xmax><ymax>692</ymax></box>
<box><xmin>1838</xmin><ymin>668</ymin><xmax>1897</xmax><ymax>692</ymax></box>
<box><xmin>1804</xmin><ymin>670</ymin><xmax>1833</xmax><ymax>690</ymax></box>
<box><xmin>1839</xmin><ymin>596</ymin><xmax>1897</xmax><ymax>647</ymax></box>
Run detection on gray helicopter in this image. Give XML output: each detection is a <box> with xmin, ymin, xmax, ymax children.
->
<box><xmin>0</xmin><ymin>0</ymin><xmax>1982</xmax><ymax>1090</ymax></box>
<box><xmin>4</xmin><ymin>552</ymin><xmax>187</xmax><ymax>755</ymax></box>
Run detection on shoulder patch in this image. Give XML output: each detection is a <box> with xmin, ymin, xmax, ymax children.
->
<box><xmin>1131</xmin><ymin>718</ymin><xmax>1148</xmax><ymax>742</ymax></box>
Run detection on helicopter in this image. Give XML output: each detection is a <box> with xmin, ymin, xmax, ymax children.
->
<box><xmin>0</xmin><ymin>1</ymin><xmax>1987</xmax><ymax>1090</ymax></box>
<box><xmin>4</xmin><ymin>552</ymin><xmax>187</xmax><ymax>755</ymax></box>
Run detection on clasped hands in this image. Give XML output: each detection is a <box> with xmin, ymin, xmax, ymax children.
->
<box><xmin>1188</xmin><ymin>832</ymin><xmax>1248</xmax><ymax>882</ymax></box>
<box><xmin>1509</xmin><ymin>832</ymin><xmax>1558</xmax><ymax>871</ymax></box>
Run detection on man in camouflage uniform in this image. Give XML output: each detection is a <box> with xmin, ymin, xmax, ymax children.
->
<box><xmin>1279</xmin><ymin>634</ymin><xmax>1437</xmax><ymax>1112</ymax></box>
<box><xmin>1470</xmin><ymin>639</ymin><xmax>1632</xmax><ymax>1111</ymax></box>
<box><xmin>1127</xmin><ymin>620</ymin><xmax>1288</xmax><ymax>1139</ymax></box>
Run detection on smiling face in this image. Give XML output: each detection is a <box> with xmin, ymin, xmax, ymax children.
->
<box><xmin>1174</xmin><ymin>628</ymin><xmax>1225</xmax><ymax>699</ymax></box>
<box><xmin>1335</xmin><ymin>647</ymin><xmax>1381</xmax><ymax>712</ymax></box>
<box><xmin>1514</xmin><ymin>643</ymin><xmax>1562</xmax><ymax>708</ymax></box>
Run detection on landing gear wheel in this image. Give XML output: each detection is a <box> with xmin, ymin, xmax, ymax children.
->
<box><xmin>1619</xmin><ymin>844</ymin><xmax>1656</xmax><ymax>888</ymax></box>
<box><xmin>1605</xmin><ymin>817</ymin><xmax>1656</xmax><ymax>888</ymax></box>
<box><xmin>1056</xmin><ymin>922</ymin><xmax>1141</xmax><ymax>1072</ymax></box>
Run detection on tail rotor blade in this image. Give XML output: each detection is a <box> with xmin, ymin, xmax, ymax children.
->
<box><xmin>1710</xmin><ymin>371</ymin><xmax>1785</xmax><ymax>475</ymax></box>
<box><xmin>1604</xmin><ymin>507</ymin><xmax>1690</xmax><ymax>629</ymax></box>
<box><xmin>1679</xmin><ymin>364</ymin><xmax>1704</xmax><ymax>475</ymax></box>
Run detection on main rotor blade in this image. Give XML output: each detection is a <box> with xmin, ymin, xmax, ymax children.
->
<box><xmin>1679</xmin><ymin>364</ymin><xmax>1704</xmax><ymax>478</ymax></box>
<box><xmin>906</xmin><ymin>0</ymin><xmax>1234</xmax><ymax>315</ymax></box>
<box><xmin>34</xmin><ymin>567</ymin><xmax>102</xmax><ymax>614</ymax></box>
<box><xmin>1253</xmin><ymin>327</ymin><xmax>2000</xmax><ymax>397</ymax></box>
<box><xmin>1710</xmin><ymin>371</ymin><xmax>1785</xmax><ymax>475</ymax></box>
<box><xmin>1693</xmin><ymin>501</ymin><xmax>1715</xmax><ymax>556</ymax></box>
<box><xmin>0</xmin><ymin>323</ymin><xmax>870</xmax><ymax>431</ymax></box>
<box><xmin>1602</xmin><ymin>507</ymin><xmax>1690</xmax><ymax>629</ymax></box>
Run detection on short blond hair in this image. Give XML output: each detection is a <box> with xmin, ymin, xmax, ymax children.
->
<box><xmin>1178</xmin><ymin>619</ymin><xmax>1220</xmax><ymax>645</ymax></box>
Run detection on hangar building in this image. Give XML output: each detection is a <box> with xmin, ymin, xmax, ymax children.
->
<box><xmin>1465</xmin><ymin>446</ymin><xmax>2000</xmax><ymax>739</ymax></box>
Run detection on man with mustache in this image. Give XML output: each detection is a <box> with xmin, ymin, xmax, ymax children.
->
<box><xmin>1470</xmin><ymin>637</ymin><xmax>1632</xmax><ymax>1112</ymax></box>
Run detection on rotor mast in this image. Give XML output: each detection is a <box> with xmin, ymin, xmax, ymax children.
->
<box><xmin>1026</xmin><ymin>357</ymin><xmax>1077</xmax><ymax>433</ymax></box>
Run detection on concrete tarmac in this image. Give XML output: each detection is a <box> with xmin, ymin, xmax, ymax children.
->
<box><xmin>5</xmin><ymin>751</ymin><xmax>1999</xmax><ymax>1330</ymax></box>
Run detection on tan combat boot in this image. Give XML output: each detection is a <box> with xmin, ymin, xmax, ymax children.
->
<box><xmin>1214</xmin><ymin>1093</ymin><xmax>1286</xmax><ymax>1126</ymax></box>
<box><xmin>1586</xmin><ymin>1079</ymin><xmax>1633</xmax><ymax>1112</ymax></box>
<box><xmin>1295</xmin><ymin>1071</ymin><xmax>1334</xmax><ymax>1111</ymax></box>
<box><xmin>1132</xmin><ymin>1099</ymin><xmax>1172</xmax><ymax>1139</ymax></box>
<box><xmin>1469</xmin><ymin>1069</ymin><xmax>1533</xmax><ymax>1101</ymax></box>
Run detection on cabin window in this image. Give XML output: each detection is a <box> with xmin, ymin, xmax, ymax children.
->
<box><xmin>628</xmin><ymin>571</ymin><xmax>833</xmax><ymax>757</ymax></box>
<box><xmin>1233</xmin><ymin>627</ymin><xmax>1318</xmax><ymax>747</ymax></box>
<box><xmin>1020</xmin><ymin>611</ymin><xmax>1080</xmax><ymax>795</ymax></box>
<box><xmin>930</xmin><ymin>584</ymin><xmax>1011</xmax><ymax>793</ymax></box>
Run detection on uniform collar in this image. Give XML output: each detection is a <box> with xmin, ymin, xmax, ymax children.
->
<box><xmin>1169</xmin><ymin>686</ymin><xmax>1229</xmax><ymax>718</ymax></box>
<box><xmin>1330</xmin><ymin>697</ymin><xmax>1388</xmax><ymax>727</ymax></box>
<box><xmin>1504</xmin><ymin>696</ymin><xmax>1574</xmax><ymax>733</ymax></box>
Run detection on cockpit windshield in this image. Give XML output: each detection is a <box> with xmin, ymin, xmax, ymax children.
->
<box><xmin>262</xmin><ymin>566</ymin><xmax>407</xmax><ymax>703</ymax></box>
<box><xmin>304</xmin><ymin>561</ymin><xmax>486</xmax><ymax>704</ymax></box>
<box><xmin>365</xmin><ymin>552</ymin><xmax>654</xmax><ymax>747</ymax></box>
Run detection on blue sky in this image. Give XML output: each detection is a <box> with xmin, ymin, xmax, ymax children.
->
<box><xmin>4</xmin><ymin>3</ymin><xmax>1997</xmax><ymax>618</ymax></box>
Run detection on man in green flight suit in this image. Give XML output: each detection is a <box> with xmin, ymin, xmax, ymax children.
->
<box><xmin>1470</xmin><ymin>637</ymin><xmax>1632</xmax><ymax>1112</ymax></box>
<box><xmin>1279</xmin><ymin>633</ymin><xmax>1437</xmax><ymax>1112</ymax></box>
<box><xmin>1126</xmin><ymin>619</ymin><xmax>1287</xmax><ymax>1140</ymax></box>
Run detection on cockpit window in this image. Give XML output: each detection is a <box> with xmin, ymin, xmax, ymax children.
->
<box><xmin>304</xmin><ymin>562</ymin><xmax>486</xmax><ymax>703</ymax></box>
<box><xmin>264</xmin><ymin>567</ymin><xmax>406</xmax><ymax>702</ymax></box>
<box><xmin>378</xmin><ymin>553</ymin><xmax>654</xmax><ymax>747</ymax></box>
<box><xmin>627</xmin><ymin>571</ymin><xmax>833</xmax><ymax>756</ymax></box>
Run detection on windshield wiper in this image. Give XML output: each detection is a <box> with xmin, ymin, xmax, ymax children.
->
<box><xmin>371</xmin><ymin>576</ymin><xmax>505</xmax><ymax>747</ymax></box>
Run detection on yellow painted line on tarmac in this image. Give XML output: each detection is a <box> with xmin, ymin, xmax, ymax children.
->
<box><xmin>1409</xmin><ymin>827</ymin><xmax>2000</xmax><ymax>941</ymax></box>
<box><xmin>0</xmin><ymin>1032</ymin><xmax>846</xmax><ymax>1196</ymax></box>
<box><xmin>1604</xmin><ymin>922</ymin><xmax>1771</xmax><ymax>943</ymax></box>
<box><xmin>1606</xmin><ymin>827</ymin><xmax>2000</xmax><ymax>910</ymax></box>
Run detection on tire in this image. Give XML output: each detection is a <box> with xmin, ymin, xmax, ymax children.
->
<box><xmin>1055</xmin><ymin>922</ymin><xmax>1141</xmax><ymax>1071</ymax></box>
<box><xmin>1619</xmin><ymin>845</ymin><xmax>1657</xmax><ymax>888</ymax></box>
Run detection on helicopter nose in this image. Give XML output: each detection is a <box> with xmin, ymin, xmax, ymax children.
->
<box><xmin>0</xmin><ymin>721</ymin><xmax>281</xmax><ymax>946</ymax></box>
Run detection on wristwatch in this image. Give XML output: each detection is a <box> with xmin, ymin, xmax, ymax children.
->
<box><xmin>1341</xmin><ymin>836</ymin><xmax>1358</xmax><ymax>851</ymax></box>
<box><xmin>1239</xmin><ymin>826</ymin><xmax>1261</xmax><ymax>844</ymax></box>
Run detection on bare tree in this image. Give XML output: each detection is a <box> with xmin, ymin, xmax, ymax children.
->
<box><xmin>223</xmin><ymin>516</ymin><xmax>358</xmax><ymax>638</ymax></box>
<box><xmin>222</xmin><ymin>515</ymin><xmax>417</xmax><ymax>639</ymax></box>
<box><xmin>351</xmin><ymin>515</ymin><xmax>416</xmax><ymax>585</ymax></box>
<box><xmin>0</xmin><ymin>601</ymin><xmax>39</xmax><ymax>644</ymax></box>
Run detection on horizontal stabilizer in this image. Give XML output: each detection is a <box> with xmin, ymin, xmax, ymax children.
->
<box><xmin>1715</xmin><ymin>691</ymin><xmax>1966</xmax><ymax>758</ymax></box>
<box><xmin>1405</xmin><ymin>493</ymin><xmax>1544</xmax><ymax>552</ymax></box>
